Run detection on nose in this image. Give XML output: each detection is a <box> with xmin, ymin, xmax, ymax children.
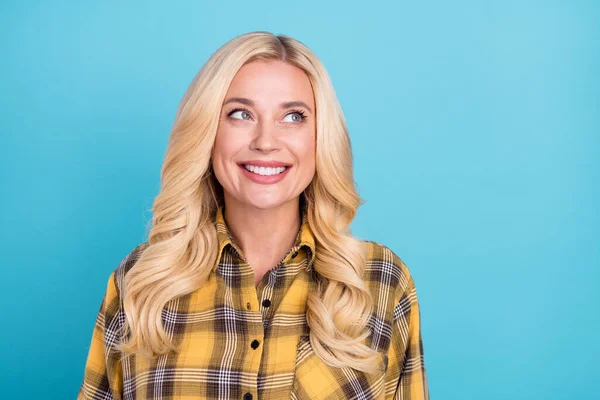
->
<box><xmin>251</xmin><ymin>120</ymin><xmax>279</xmax><ymax>152</ymax></box>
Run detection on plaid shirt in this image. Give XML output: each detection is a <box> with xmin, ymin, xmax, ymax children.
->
<box><xmin>78</xmin><ymin>206</ymin><xmax>429</xmax><ymax>399</ymax></box>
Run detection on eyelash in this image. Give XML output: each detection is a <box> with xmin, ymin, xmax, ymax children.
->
<box><xmin>226</xmin><ymin>107</ymin><xmax>307</xmax><ymax>123</ymax></box>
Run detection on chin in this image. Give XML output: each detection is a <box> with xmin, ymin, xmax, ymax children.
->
<box><xmin>240</xmin><ymin>193</ymin><xmax>293</xmax><ymax>210</ymax></box>
<box><xmin>245</xmin><ymin>199</ymin><xmax>285</xmax><ymax>210</ymax></box>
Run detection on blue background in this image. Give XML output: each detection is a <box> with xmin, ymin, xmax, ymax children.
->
<box><xmin>1</xmin><ymin>1</ymin><xmax>598</xmax><ymax>398</ymax></box>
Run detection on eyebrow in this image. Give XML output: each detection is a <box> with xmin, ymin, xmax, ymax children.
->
<box><xmin>222</xmin><ymin>97</ymin><xmax>313</xmax><ymax>114</ymax></box>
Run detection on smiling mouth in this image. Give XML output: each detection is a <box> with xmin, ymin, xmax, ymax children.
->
<box><xmin>241</xmin><ymin>164</ymin><xmax>289</xmax><ymax>176</ymax></box>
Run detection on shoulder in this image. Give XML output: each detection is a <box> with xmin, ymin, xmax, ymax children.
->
<box><xmin>113</xmin><ymin>241</ymin><xmax>149</xmax><ymax>275</ymax></box>
<box><xmin>93</xmin><ymin>242</ymin><xmax>149</xmax><ymax>321</ymax></box>
<box><xmin>360</xmin><ymin>240</ymin><xmax>420</xmax><ymax>353</ymax></box>
<box><xmin>361</xmin><ymin>240</ymin><xmax>416</xmax><ymax>304</ymax></box>
<box><xmin>110</xmin><ymin>241</ymin><xmax>150</xmax><ymax>296</ymax></box>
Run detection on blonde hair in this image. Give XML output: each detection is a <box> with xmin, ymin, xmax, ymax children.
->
<box><xmin>117</xmin><ymin>31</ymin><xmax>379</xmax><ymax>372</ymax></box>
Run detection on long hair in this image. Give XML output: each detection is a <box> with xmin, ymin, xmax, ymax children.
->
<box><xmin>116</xmin><ymin>31</ymin><xmax>379</xmax><ymax>372</ymax></box>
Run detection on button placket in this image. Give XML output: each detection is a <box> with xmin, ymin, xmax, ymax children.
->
<box><xmin>259</xmin><ymin>266</ymin><xmax>280</xmax><ymax>327</ymax></box>
<box><xmin>240</xmin><ymin>261</ymin><xmax>263</xmax><ymax>400</ymax></box>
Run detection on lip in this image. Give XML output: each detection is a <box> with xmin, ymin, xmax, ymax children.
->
<box><xmin>237</xmin><ymin>160</ymin><xmax>292</xmax><ymax>168</ymax></box>
<box><xmin>238</xmin><ymin>163</ymin><xmax>291</xmax><ymax>185</ymax></box>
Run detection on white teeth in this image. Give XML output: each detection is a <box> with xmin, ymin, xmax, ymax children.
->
<box><xmin>243</xmin><ymin>165</ymin><xmax>287</xmax><ymax>176</ymax></box>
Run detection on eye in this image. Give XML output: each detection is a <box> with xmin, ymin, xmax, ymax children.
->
<box><xmin>227</xmin><ymin>108</ymin><xmax>252</xmax><ymax>121</ymax></box>
<box><xmin>282</xmin><ymin>110</ymin><xmax>307</xmax><ymax>123</ymax></box>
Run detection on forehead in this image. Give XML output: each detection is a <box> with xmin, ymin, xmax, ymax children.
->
<box><xmin>225</xmin><ymin>60</ymin><xmax>315</xmax><ymax>107</ymax></box>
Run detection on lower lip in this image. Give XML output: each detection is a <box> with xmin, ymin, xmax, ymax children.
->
<box><xmin>238</xmin><ymin>164</ymin><xmax>291</xmax><ymax>185</ymax></box>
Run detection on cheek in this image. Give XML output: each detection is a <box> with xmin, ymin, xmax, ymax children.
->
<box><xmin>211</xmin><ymin>132</ymin><xmax>238</xmax><ymax>186</ymax></box>
<box><xmin>292</xmin><ymin>138</ymin><xmax>316</xmax><ymax>176</ymax></box>
<box><xmin>213</xmin><ymin>127</ymin><xmax>242</xmax><ymax>162</ymax></box>
<box><xmin>299</xmin><ymin>136</ymin><xmax>316</xmax><ymax>164</ymax></box>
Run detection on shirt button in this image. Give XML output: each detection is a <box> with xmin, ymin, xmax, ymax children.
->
<box><xmin>250</xmin><ymin>339</ymin><xmax>260</xmax><ymax>349</ymax></box>
<box><xmin>243</xmin><ymin>393</ymin><xmax>253</xmax><ymax>400</ymax></box>
<box><xmin>262</xmin><ymin>299</ymin><xmax>271</xmax><ymax>307</ymax></box>
<box><xmin>246</xmin><ymin>302</ymin><xmax>251</xmax><ymax>310</ymax></box>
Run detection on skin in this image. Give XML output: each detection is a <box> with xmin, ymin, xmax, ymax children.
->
<box><xmin>212</xmin><ymin>59</ymin><xmax>317</xmax><ymax>285</ymax></box>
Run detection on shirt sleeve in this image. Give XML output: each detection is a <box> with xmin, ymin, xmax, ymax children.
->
<box><xmin>387</xmin><ymin>274</ymin><xmax>430</xmax><ymax>400</ymax></box>
<box><xmin>77</xmin><ymin>271</ymin><xmax>124</xmax><ymax>400</ymax></box>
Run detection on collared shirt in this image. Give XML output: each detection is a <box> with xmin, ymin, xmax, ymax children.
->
<box><xmin>78</xmin><ymin>206</ymin><xmax>429</xmax><ymax>399</ymax></box>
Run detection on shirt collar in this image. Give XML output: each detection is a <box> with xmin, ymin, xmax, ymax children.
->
<box><xmin>214</xmin><ymin>205</ymin><xmax>316</xmax><ymax>270</ymax></box>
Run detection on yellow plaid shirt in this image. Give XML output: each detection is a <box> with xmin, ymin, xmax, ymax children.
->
<box><xmin>78</xmin><ymin>206</ymin><xmax>429</xmax><ymax>399</ymax></box>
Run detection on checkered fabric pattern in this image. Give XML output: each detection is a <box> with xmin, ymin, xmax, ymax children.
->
<box><xmin>78</xmin><ymin>206</ymin><xmax>429</xmax><ymax>399</ymax></box>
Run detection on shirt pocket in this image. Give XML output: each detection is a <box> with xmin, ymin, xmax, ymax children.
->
<box><xmin>290</xmin><ymin>334</ymin><xmax>388</xmax><ymax>400</ymax></box>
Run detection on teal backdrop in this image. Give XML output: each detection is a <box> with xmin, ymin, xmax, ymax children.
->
<box><xmin>1</xmin><ymin>1</ymin><xmax>598</xmax><ymax>399</ymax></box>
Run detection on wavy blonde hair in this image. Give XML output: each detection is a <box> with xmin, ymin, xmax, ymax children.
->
<box><xmin>116</xmin><ymin>31</ymin><xmax>379</xmax><ymax>372</ymax></box>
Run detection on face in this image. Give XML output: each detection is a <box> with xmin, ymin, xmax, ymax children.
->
<box><xmin>212</xmin><ymin>59</ymin><xmax>316</xmax><ymax>211</ymax></box>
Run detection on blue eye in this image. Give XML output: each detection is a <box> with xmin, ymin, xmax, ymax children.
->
<box><xmin>283</xmin><ymin>112</ymin><xmax>305</xmax><ymax>123</ymax></box>
<box><xmin>283</xmin><ymin>110</ymin><xmax>307</xmax><ymax>123</ymax></box>
<box><xmin>228</xmin><ymin>109</ymin><xmax>252</xmax><ymax>120</ymax></box>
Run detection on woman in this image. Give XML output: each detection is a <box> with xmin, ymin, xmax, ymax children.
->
<box><xmin>78</xmin><ymin>31</ymin><xmax>429</xmax><ymax>400</ymax></box>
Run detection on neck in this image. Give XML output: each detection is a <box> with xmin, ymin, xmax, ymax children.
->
<box><xmin>222</xmin><ymin>196</ymin><xmax>302</xmax><ymax>273</ymax></box>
